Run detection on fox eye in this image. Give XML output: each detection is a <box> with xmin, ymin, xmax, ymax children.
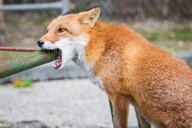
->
<box><xmin>58</xmin><ymin>28</ymin><xmax>66</xmax><ymax>33</ymax></box>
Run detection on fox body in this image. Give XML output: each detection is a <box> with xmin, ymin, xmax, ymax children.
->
<box><xmin>38</xmin><ymin>7</ymin><xmax>192</xmax><ymax>128</ymax></box>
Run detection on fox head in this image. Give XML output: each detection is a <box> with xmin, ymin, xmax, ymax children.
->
<box><xmin>37</xmin><ymin>7</ymin><xmax>101</xmax><ymax>69</ymax></box>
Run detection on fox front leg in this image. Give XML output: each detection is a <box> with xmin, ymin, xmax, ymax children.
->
<box><xmin>134</xmin><ymin>107</ymin><xmax>151</xmax><ymax>128</ymax></box>
<box><xmin>111</xmin><ymin>95</ymin><xmax>129</xmax><ymax>128</ymax></box>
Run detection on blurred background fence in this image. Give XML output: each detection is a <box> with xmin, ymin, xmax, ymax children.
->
<box><xmin>0</xmin><ymin>0</ymin><xmax>70</xmax><ymax>14</ymax></box>
<box><xmin>2</xmin><ymin>0</ymin><xmax>192</xmax><ymax>20</ymax></box>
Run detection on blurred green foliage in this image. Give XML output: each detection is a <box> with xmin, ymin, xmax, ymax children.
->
<box><xmin>42</xmin><ymin>126</ymin><xmax>51</xmax><ymax>128</ymax></box>
<box><xmin>42</xmin><ymin>125</ymin><xmax>60</xmax><ymax>128</ymax></box>
<box><xmin>72</xmin><ymin>0</ymin><xmax>87</xmax><ymax>13</ymax></box>
<box><xmin>138</xmin><ymin>28</ymin><xmax>192</xmax><ymax>42</ymax></box>
<box><xmin>12</xmin><ymin>78</ymin><xmax>32</xmax><ymax>88</ymax></box>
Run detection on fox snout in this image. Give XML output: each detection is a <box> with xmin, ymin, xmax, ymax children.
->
<box><xmin>37</xmin><ymin>40</ymin><xmax>44</xmax><ymax>47</ymax></box>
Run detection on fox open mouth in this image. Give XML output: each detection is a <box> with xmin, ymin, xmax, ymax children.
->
<box><xmin>54</xmin><ymin>49</ymin><xmax>62</xmax><ymax>69</ymax></box>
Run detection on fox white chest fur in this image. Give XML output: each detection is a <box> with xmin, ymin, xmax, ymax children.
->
<box><xmin>73</xmin><ymin>45</ymin><xmax>104</xmax><ymax>90</ymax></box>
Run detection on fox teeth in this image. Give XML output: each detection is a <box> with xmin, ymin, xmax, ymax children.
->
<box><xmin>52</xmin><ymin>63</ymin><xmax>57</xmax><ymax>68</ymax></box>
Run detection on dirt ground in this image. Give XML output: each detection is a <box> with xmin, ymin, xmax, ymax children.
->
<box><xmin>0</xmin><ymin>79</ymin><xmax>138</xmax><ymax>128</ymax></box>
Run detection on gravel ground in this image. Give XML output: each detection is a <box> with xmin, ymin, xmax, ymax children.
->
<box><xmin>0</xmin><ymin>79</ymin><xmax>138</xmax><ymax>128</ymax></box>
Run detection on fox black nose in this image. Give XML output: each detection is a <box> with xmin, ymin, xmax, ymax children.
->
<box><xmin>37</xmin><ymin>40</ymin><xmax>44</xmax><ymax>47</ymax></box>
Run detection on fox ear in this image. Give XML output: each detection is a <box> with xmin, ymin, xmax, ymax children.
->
<box><xmin>79</xmin><ymin>7</ymin><xmax>101</xmax><ymax>27</ymax></box>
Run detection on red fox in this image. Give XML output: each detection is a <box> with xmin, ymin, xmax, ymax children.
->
<box><xmin>38</xmin><ymin>7</ymin><xmax>192</xmax><ymax>128</ymax></box>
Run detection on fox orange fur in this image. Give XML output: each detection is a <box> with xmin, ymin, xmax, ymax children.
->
<box><xmin>38</xmin><ymin>7</ymin><xmax>192</xmax><ymax>128</ymax></box>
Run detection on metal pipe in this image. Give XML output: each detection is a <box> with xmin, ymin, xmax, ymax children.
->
<box><xmin>0</xmin><ymin>47</ymin><xmax>39</xmax><ymax>52</ymax></box>
<box><xmin>61</xmin><ymin>0</ymin><xmax>70</xmax><ymax>14</ymax></box>
<box><xmin>0</xmin><ymin>2</ymin><xmax>62</xmax><ymax>11</ymax></box>
<box><xmin>0</xmin><ymin>50</ymin><xmax>56</xmax><ymax>78</ymax></box>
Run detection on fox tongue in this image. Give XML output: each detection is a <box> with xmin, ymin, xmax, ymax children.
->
<box><xmin>54</xmin><ymin>50</ymin><xmax>62</xmax><ymax>69</ymax></box>
<box><xmin>55</xmin><ymin>59</ymin><xmax>61</xmax><ymax>67</ymax></box>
